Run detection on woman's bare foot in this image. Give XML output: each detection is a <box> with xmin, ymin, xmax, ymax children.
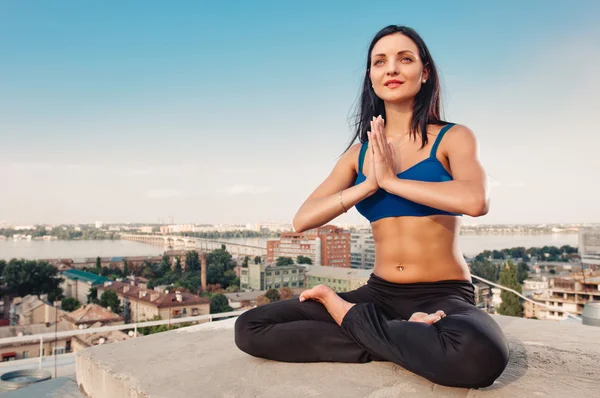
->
<box><xmin>408</xmin><ymin>310</ymin><xmax>446</xmax><ymax>324</ymax></box>
<box><xmin>299</xmin><ymin>284</ymin><xmax>334</xmax><ymax>304</ymax></box>
<box><xmin>299</xmin><ymin>285</ymin><xmax>354</xmax><ymax>326</ymax></box>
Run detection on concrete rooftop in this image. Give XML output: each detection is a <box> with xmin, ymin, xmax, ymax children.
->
<box><xmin>76</xmin><ymin>314</ymin><xmax>600</xmax><ymax>398</ymax></box>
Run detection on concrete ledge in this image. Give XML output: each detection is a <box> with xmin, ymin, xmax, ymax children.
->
<box><xmin>76</xmin><ymin>315</ymin><xmax>600</xmax><ymax>398</ymax></box>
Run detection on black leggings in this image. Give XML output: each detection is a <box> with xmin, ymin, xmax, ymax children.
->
<box><xmin>235</xmin><ymin>274</ymin><xmax>509</xmax><ymax>389</ymax></box>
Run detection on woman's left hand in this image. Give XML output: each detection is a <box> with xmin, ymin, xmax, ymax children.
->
<box><xmin>370</xmin><ymin>115</ymin><xmax>397</xmax><ymax>190</ymax></box>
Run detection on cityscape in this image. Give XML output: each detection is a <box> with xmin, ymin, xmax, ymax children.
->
<box><xmin>2</xmin><ymin>0</ymin><xmax>600</xmax><ymax>396</ymax></box>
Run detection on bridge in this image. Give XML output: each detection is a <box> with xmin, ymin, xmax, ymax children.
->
<box><xmin>120</xmin><ymin>234</ymin><xmax>267</xmax><ymax>257</ymax></box>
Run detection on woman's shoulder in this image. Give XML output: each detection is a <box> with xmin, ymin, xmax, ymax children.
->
<box><xmin>436</xmin><ymin>123</ymin><xmax>479</xmax><ymax>154</ymax></box>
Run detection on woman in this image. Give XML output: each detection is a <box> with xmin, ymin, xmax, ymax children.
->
<box><xmin>235</xmin><ymin>25</ymin><xmax>509</xmax><ymax>389</ymax></box>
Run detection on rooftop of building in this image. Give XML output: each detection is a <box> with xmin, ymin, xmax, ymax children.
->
<box><xmin>99</xmin><ymin>281</ymin><xmax>210</xmax><ymax>308</ymax></box>
<box><xmin>305</xmin><ymin>265</ymin><xmax>373</xmax><ymax>280</ymax></box>
<box><xmin>61</xmin><ymin>269</ymin><xmax>111</xmax><ymax>285</ymax></box>
<box><xmin>63</xmin><ymin>304</ymin><xmax>123</xmax><ymax>326</ymax></box>
<box><xmin>72</xmin><ymin>322</ymin><xmax>130</xmax><ymax>348</ymax></box>
<box><xmin>0</xmin><ymin>320</ymin><xmax>72</xmax><ymax>344</ymax></box>
<box><xmin>75</xmin><ymin>314</ymin><xmax>600</xmax><ymax>397</ymax></box>
<box><xmin>11</xmin><ymin>295</ymin><xmax>46</xmax><ymax>314</ymax></box>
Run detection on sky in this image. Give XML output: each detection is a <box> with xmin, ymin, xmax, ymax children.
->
<box><xmin>1</xmin><ymin>0</ymin><xmax>599</xmax><ymax>226</ymax></box>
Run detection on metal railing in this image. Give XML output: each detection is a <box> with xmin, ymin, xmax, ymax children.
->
<box><xmin>0</xmin><ymin>309</ymin><xmax>246</xmax><ymax>369</ymax></box>
<box><xmin>471</xmin><ymin>274</ymin><xmax>582</xmax><ymax>320</ymax></box>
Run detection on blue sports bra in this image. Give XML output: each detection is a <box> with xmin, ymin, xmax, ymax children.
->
<box><xmin>354</xmin><ymin>123</ymin><xmax>462</xmax><ymax>222</ymax></box>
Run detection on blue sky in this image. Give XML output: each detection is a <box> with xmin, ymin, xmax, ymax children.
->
<box><xmin>1</xmin><ymin>0</ymin><xmax>599</xmax><ymax>225</ymax></box>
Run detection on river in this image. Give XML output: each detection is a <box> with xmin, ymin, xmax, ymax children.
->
<box><xmin>0</xmin><ymin>233</ymin><xmax>579</xmax><ymax>261</ymax></box>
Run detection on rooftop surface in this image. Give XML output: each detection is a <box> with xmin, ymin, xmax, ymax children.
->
<box><xmin>62</xmin><ymin>269</ymin><xmax>111</xmax><ymax>285</ymax></box>
<box><xmin>76</xmin><ymin>314</ymin><xmax>600</xmax><ymax>397</ymax></box>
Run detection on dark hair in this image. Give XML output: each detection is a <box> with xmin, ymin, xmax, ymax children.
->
<box><xmin>345</xmin><ymin>25</ymin><xmax>446</xmax><ymax>153</ymax></box>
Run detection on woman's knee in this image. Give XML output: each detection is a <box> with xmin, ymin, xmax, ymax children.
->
<box><xmin>234</xmin><ymin>310</ymin><xmax>258</xmax><ymax>354</ymax></box>
<box><xmin>438</xmin><ymin>321</ymin><xmax>509</xmax><ymax>388</ymax></box>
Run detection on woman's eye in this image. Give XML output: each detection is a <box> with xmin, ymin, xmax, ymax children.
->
<box><xmin>401</xmin><ymin>57</ymin><xmax>413</xmax><ymax>63</ymax></box>
<box><xmin>374</xmin><ymin>60</ymin><xmax>383</xmax><ymax>66</ymax></box>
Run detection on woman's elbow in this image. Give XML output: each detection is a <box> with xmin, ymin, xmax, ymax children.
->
<box><xmin>466</xmin><ymin>195</ymin><xmax>489</xmax><ymax>217</ymax></box>
<box><xmin>292</xmin><ymin>215</ymin><xmax>306</xmax><ymax>233</ymax></box>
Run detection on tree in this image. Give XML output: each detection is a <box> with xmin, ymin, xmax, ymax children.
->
<box><xmin>517</xmin><ymin>262</ymin><xmax>529</xmax><ymax>284</ymax></box>
<box><xmin>254</xmin><ymin>256</ymin><xmax>262</xmax><ymax>264</ymax></box>
<box><xmin>210</xmin><ymin>294</ymin><xmax>233</xmax><ymax>314</ymax></box>
<box><xmin>296</xmin><ymin>255</ymin><xmax>312</xmax><ymax>265</ymax></box>
<box><xmin>96</xmin><ymin>256</ymin><xmax>101</xmax><ymax>269</ymax></box>
<box><xmin>87</xmin><ymin>287</ymin><xmax>99</xmax><ymax>304</ymax></box>
<box><xmin>0</xmin><ymin>260</ymin><xmax>6</xmax><ymax>276</ymax></box>
<box><xmin>100</xmin><ymin>290</ymin><xmax>121</xmax><ymax>313</ymax></box>
<box><xmin>206</xmin><ymin>247</ymin><xmax>237</xmax><ymax>288</ymax></box>
<box><xmin>185</xmin><ymin>251</ymin><xmax>200</xmax><ymax>272</ymax></box>
<box><xmin>491</xmin><ymin>250</ymin><xmax>505</xmax><ymax>260</ymax></box>
<box><xmin>242</xmin><ymin>256</ymin><xmax>249</xmax><ymax>268</ymax></box>
<box><xmin>174</xmin><ymin>257</ymin><xmax>182</xmax><ymax>276</ymax></box>
<box><xmin>123</xmin><ymin>259</ymin><xmax>129</xmax><ymax>276</ymax></box>
<box><xmin>157</xmin><ymin>254</ymin><xmax>171</xmax><ymax>277</ymax></box>
<box><xmin>278</xmin><ymin>287</ymin><xmax>293</xmax><ymax>300</ymax></box>
<box><xmin>497</xmin><ymin>261</ymin><xmax>523</xmax><ymax>317</ymax></box>
<box><xmin>470</xmin><ymin>260</ymin><xmax>500</xmax><ymax>283</ymax></box>
<box><xmin>61</xmin><ymin>297</ymin><xmax>81</xmax><ymax>312</ymax></box>
<box><xmin>265</xmin><ymin>289</ymin><xmax>280</xmax><ymax>302</ymax></box>
<box><xmin>3</xmin><ymin>259</ymin><xmax>63</xmax><ymax>300</ymax></box>
<box><xmin>276</xmin><ymin>257</ymin><xmax>294</xmax><ymax>267</ymax></box>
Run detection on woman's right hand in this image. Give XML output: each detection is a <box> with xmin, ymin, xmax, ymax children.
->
<box><xmin>364</xmin><ymin>131</ymin><xmax>379</xmax><ymax>194</ymax></box>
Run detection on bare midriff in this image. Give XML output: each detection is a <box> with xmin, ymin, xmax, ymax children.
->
<box><xmin>371</xmin><ymin>214</ymin><xmax>471</xmax><ymax>284</ymax></box>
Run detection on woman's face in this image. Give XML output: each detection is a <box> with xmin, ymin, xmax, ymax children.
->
<box><xmin>369</xmin><ymin>33</ymin><xmax>428</xmax><ymax>104</ymax></box>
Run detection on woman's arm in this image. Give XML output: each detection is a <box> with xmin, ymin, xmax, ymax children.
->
<box><xmin>293</xmin><ymin>144</ymin><xmax>377</xmax><ymax>233</ymax></box>
<box><xmin>375</xmin><ymin>125</ymin><xmax>490</xmax><ymax>217</ymax></box>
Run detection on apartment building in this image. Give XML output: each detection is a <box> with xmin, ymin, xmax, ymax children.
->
<box><xmin>240</xmin><ymin>262</ymin><xmax>305</xmax><ymax>291</ymax></box>
<box><xmin>267</xmin><ymin>225</ymin><xmax>351</xmax><ymax>268</ymax></box>
<box><xmin>350</xmin><ymin>229</ymin><xmax>375</xmax><ymax>269</ymax></box>
<box><xmin>304</xmin><ymin>266</ymin><xmax>371</xmax><ymax>293</ymax></box>
<box><xmin>524</xmin><ymin>274</ymin><xmax>600</xmax><ymax>320</ymax></box>
<box><xmin>97</xmin><ymin>281</ymin><xmax>210</xmax><ymax>322</ymax></box>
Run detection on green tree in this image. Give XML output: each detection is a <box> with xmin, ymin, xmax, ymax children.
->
<box><xmin>254</xmin><ymin>256</ymin><xmax>262</xmax><ymax>264</ymax></box>
<box><xmin>276</xmin><ymin>257</ymin><xmax>294</xmax><ymax>267</ymax></box>
<box><xmin>96</xmin><ymin>256</ymin><xmax>101</xmax><ymax>269</ymax></box>
<box><xmin>497</xmin><ymin>261</ymin><xmax>523</xmax><ymax>317</ymax></box>
<box><xmin>242</xmin><ymin>256</ymin><xmax>249</xmax><ymax>268</ymax></box>
<box><xmin>265</xmin><ymin>288</ymin><xmax>280</xmax><ymax>302</ymax></box>
<box><xmin>517</xmin><ymin>262</ymin><xmax>529</xmax><ymax>284</ymax></box>
<box><xmin>174</xmin><ymin>256</ymin><xmax>182</xmax><ymax>276</ymax></box>
<box><xmin>123</xmin><ymin>259</ymin><xmax>129</xmax><ymax>276</ymax></box>
<box><xmin>99</xmin><ymin>290</ymin><xmax>121</xmax><ymax>313</ymax></box>
<box><xmin>185</xmin><ymin>251</ymin><xmax>200</xmax><ymax>272</ymax></box>
<box><xmin>470</xmin><ymin>259</ymin><xmax>500</xmax><ymax>283</ymax></box>
<box><xmin>158</xmin><ymin>254</ymin><xmax>171</xmax><ymax>277</ymax></box>
<box><xmin>87</xmin><ymin>287</ymin><xmax>99</xmax><ymax>304</ymax></box>
<box><xmin>3</xmin><ymin>259</ymin><xmax>63</xmax><ymax>299</ymax></box>
<box><xmin>296</xmin><ymin>255</ymin><xmax>312</xmax><ymax>265</ymax></box>
<box><xmin>61</xmin><ymin>297</ymin><xmax>81</xmax><ymax>312</ymax></box>
<box><xmin>206</xmin><ymin>247</ymin><xmax>237</xmax><ymax>288</ymax></box>
<box><xmin>491</xmin><ymin>250</ymin><xmax>505</xmax><ymax>260</ymax></box>
<box><xmin>0</xmin><ymin>260</ymin><xmax>6</xmax><ymax>276</ymax></box>
<box><xmin>210</xmin><ymin>294</ymin><xmax>233</xmax><ymax>314</ymax></box>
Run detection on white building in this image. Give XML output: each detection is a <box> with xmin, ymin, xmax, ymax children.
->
<box><xmin>579</xmin><ymin>227</ymin><xmax>600</xmax><ymax>266</ymax></box>
<box><xmin>350</xmin><ymin>229</ymin><xmax>375</xmax><ymax>269</ymax></box>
